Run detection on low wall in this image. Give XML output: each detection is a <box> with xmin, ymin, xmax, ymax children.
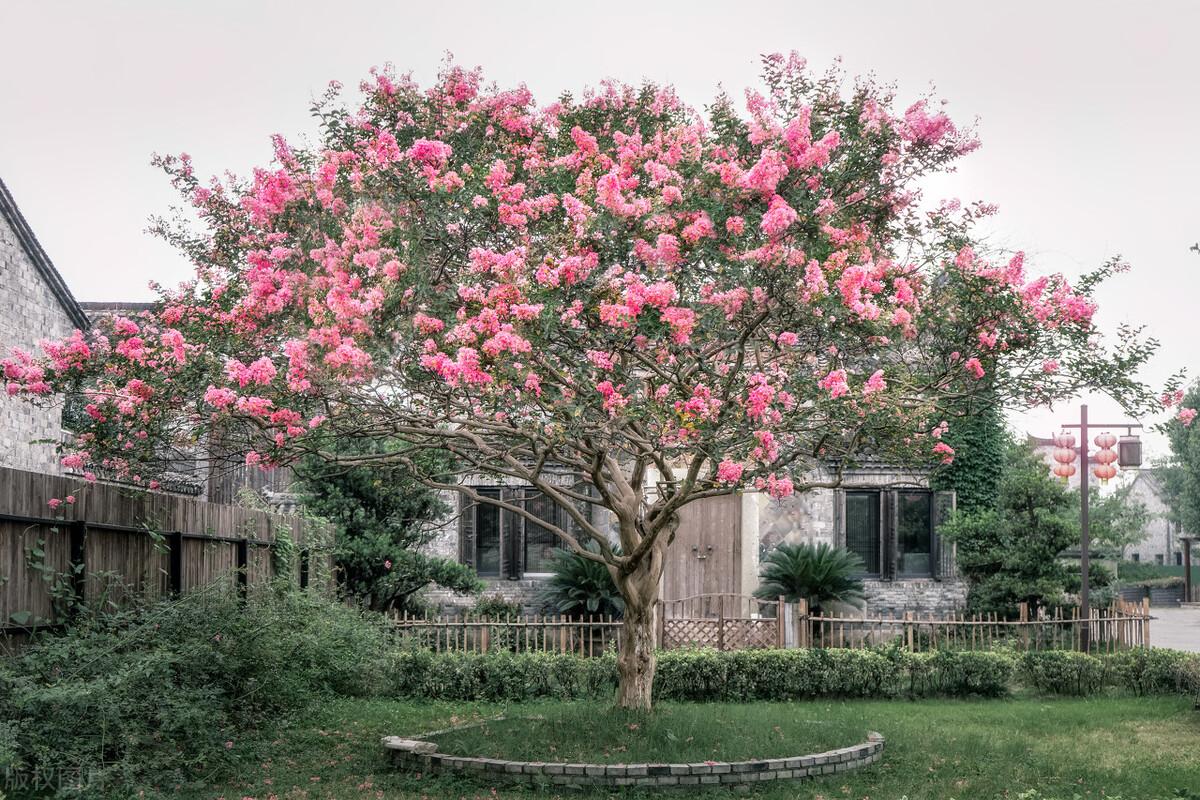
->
<box><xmin>384</xmin><ymin>729</ymin><xmax>884</xmax><ymax>788</ymax></box>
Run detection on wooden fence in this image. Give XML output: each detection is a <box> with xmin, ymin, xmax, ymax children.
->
<box><xmin>797</xmin><ymin>598</ymin><xmax>1151</xmax><ymax>653</ymax></box>
<box><xmin>389</xmin><ymin>594</ymin><xmax>1151</xmax><ymax>657</ymax></box>
<box><xmin>0</xmin><ymin>466</ymin><xmax>334</xmax><ymax>636</ymax></box>
<box><xmin>389</xmin><ymin>610</ymin><xmax>622</xmax><ymax>657</ymax></box>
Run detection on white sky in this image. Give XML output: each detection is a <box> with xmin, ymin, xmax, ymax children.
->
<box><xmin>1</xmin><ymin>0</ymin><xmax>1196</xmax><ymax>456</ymax></box>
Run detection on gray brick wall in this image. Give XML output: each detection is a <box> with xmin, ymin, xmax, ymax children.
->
<box><xmin>0</xmin><ymin>211</ymin><xmax>79</xmax><ymax>476</ymax></box>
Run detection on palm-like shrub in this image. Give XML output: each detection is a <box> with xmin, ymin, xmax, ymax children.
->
<box><xmin>754</xmin><ymin>542</ymin><xmax>866</xmax><ymax>612</ymax></box>
<box><xmin>538</xmin><ymin>549</ymin><xmax>625</xmax><ymax>619</ymax></box>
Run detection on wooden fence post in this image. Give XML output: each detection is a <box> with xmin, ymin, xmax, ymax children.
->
<box><xmin>717</xmin><ymin>604</ymin><xmax>725</xmax><ymax>651</ymax></box>
<box><xmin>68</xmin><ymin>520</ymin><xmax>86</xmax><ymax>611</ymax></box>
<box><xmin>776</xmin><ymin>595</ymin><xmax>786</xmax><ymax>648</ymax></box>
<box><xmin>1018</xmin><ymin>602</ymin><xmax>1030</xmax><ymax>651</ymax></box>
<box><xmin>298</xmin><ymin>548</ymin><xmax>310</xmax><ymax>589</ymax></box>
<box><xmin>904</xmin><ymin>611</ymin><xmax>914</xmax><ymax>652</ymax></box>
<box><xmin>167</xmin><ymin>530</ymin><xmax>183</xmax><ymax>595</ymax></box>
<box><xmin>235</xmin><ymin>538</ymin><xmax>249</xmax><ymax>599</ymax></box>
<box><xmin>797</xmin><ymin>598</ymin><xmax>809</xmax><ymax>648</ymax></box>
<box><xmin>655</xmin><ymin>599</ymin><xmax>665</xmax><ymax>650</ymax></box>
<box><xmin>1142</xmin><ymin>596</ymin><xmax>1151</xmax><ymax>648</ymax></box>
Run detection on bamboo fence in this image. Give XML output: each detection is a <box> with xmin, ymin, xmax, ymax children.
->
<box><xmin>390</xmin><ymin>594</ymin><xmax>1151</xmax><ymax>656</ymax></box>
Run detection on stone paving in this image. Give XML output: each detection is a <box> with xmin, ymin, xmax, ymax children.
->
<box><xmin>1150</xmin><ymin>606</ymin><xmax>1200</xmax><ymax>652</ymax></box>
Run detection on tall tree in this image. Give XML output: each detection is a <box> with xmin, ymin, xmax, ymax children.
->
<box><xmin>4</xmin><ymin>56</ymin><xmax>1172</xmax><ymax>708</ymax></box>
<box><xmin>1161</xmin><ymin>381</ymin><xmax>1200</xmax><ymax>534</ymax></box>
<box><xmin>294</xmin><ymin>443</ymin><xmax>481</xmax><ymax>612</ymax></box>
<box><xmin>941</xmin><ymin>442</ymin><xmax>1080</xmax><ymax>615</ymax></box>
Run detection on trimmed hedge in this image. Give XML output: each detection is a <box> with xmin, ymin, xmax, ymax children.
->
<box><xmin>387</xmin><ymin>647</ymin><xmax>1014</xmax><ymax>702</ymax></box>
<box><xmin>387</xmin><ymin>646</ymin><xmax>1200</xmax><ymax>703</ymax></box>
<box><xmin>1020</xmin><ymin>648</ymin><xmax>1200</xmax><ymax>697</ymax></box>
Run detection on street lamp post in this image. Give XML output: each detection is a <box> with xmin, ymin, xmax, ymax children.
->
<box><xmin>1182</xmin><ymin>536</ymin><xmax>1195</xmax><ymax>605</ymax></box>
<box><xmin>1055</xmin><ymin>404</ymin><xmax>1142</xmax><ymax>653</ymax></box>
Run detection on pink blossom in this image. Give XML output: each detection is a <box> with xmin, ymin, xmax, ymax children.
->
<box><xmin>47</xmin><ymin>498</ymin><xmax>62</xmax><ymax>509</ymax></box>
<box><xmin>1042</xmin><ymin>360</ymin><xmax>1060</xmax><ymax>373</ymax></box>
<box><xmin>716</xmin><ymin>459</ymin><xmax>744</xmax><ymax>484</ymax></box>
<box><xmin>760</xmin><ymin>195</ymin><xmax>797</xmax><ymax>237</ymax></box>
<box><xmin>933</xmin><ymin>441</ymin><xmax>956</xmax><ymax>464</ymax></box>
<box><xmin>65</xmin><ymin>495</ymin><xmax>75</xmax><ymax>505</ymax></box>
<box><xmin>1178</xmin><ymin>408</ymin><xmax>1197</xmax><ymax>427</ymax></box>
<box><xmin>964</xmin><ymin>357</ymin><xmax>985</xmax><ymax>380</ymax></box>
<box><xmin>819</xmin><ymin>369</ymin><xmax>849</xmax><ymax>399</ymax></box>
<box><xmin>862</xmin><ymin>370</ymin><xmax>886</xmax><ymax>396</ymax></box>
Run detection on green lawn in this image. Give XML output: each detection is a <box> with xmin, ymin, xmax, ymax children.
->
<box><xmin>172</xmin><ymin>695</ymin><xmax>1200</xmax><ymax>800</ymax></box>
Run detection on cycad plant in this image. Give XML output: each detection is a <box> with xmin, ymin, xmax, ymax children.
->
<box><xmin>538</xmin><ymin>548</ymin><xmax>625</xmax><ymax>619</ymax></box>
<box><xmin>754</xmin><ymin>541</ymin><xmax>866</xmax><ymax>613</ymax></box>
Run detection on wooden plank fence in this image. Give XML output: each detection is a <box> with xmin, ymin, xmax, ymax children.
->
<box><xmin>388</xmin><ymin>594</ymin><xmax>1151</xmax><ymax>657</ymax></box>
<box><xmin>0</xmin><ymin>466</ymin><xmax>335</xmax><ymax>636</ymax></box>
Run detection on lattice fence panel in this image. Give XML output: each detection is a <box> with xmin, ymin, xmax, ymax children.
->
<box><xmin>663</xmin><ymin>619</ymin><xmax>720</xmax><ymax>649</ymax></box>
<box><xmin>722</xmin><ymin>618</ymin><xmax>776</xmax><ymax>650</ymax></box>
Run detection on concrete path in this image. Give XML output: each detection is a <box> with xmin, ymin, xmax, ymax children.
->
<box><xmin>1150</xmin><ymin>606</ymin><xmax>1200</xmax><ymax>652</ymax></box>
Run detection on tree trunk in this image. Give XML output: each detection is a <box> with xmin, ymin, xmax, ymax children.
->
<box><xmin>613</xmin><ymin>540</ymin><xmax>666</xmax><ymax>711</ymax></box>
<box><xmin>616</xmin><ymin>596</ymin><xmax>657</xmax><ymax>710</ymax></box>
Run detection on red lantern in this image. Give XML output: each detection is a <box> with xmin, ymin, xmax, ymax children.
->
<box><xmin>1052</xmin><ymin>447</ymin><xmax>1076</xmax><ymax>465</ymax></box>
<box><xmin>1094</xmin><ymin>448</ymin><xmax>1118</xmax><ymax>465</ymax></box>
<box><xmin>1094</xmin><ymin>432</ymin><xmax>1117</xmax><ymax>450</ymax></box>
<box><xmin>1053</xmin><ymin>431</ymin><xmax>1076</xmax><ymax>449</ymax></box>
<box><xmin>1092</xmin><ymin>463</ymin><xmax>1117</xmax><ymax>483</ymax></box>
<box><xmin>1053</xmin><ymin>462</ymin><xmax>1077</xmax><ymax>481</ymax></box>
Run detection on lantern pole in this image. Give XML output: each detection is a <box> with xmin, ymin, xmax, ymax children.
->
<box><xmin>1058</xmin><ymin>405</ymin><xmax>1143</xmax><ymax>654</ymax></box>
<box><xmin>1080</xmin><ymin>404</ymin><xmax>1090</xmax><ymax>652</ymax></box>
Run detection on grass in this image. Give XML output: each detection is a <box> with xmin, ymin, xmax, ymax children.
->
<box><xmin>430</xmin><ymin>704</ymin><xmax>866</xmax><ymax>763</ymax></box>
<box><xmin>168</xmin><ymin>695</ymin><xmax>1200</xmax><ymax>800</ymax></box>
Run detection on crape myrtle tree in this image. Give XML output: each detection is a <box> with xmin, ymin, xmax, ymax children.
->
<box><xmin>2</xmin><ymin>55</ymin><xmax>1176</xmax><ymax>709</ymax></box>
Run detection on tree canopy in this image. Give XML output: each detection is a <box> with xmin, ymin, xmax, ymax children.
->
<box><xmin>2</xmin><ymin>55</ymin><xmax>1176</xmax><ymax>707</ymax></box>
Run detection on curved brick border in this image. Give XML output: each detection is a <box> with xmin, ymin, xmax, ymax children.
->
<box><xmin>383</xmin><ymin>728</ymin><xmax>884</xmax><ymax>788</ymax></box>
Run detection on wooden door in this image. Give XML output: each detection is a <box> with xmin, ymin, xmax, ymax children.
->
<box><xmin>661</xmin><ymin>494</ymin><xmax>743</xmax><ymax>604</ymax></box>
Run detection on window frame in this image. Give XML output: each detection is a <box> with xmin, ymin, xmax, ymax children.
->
<box><xmin>461</xmin><ymin>485</ymin><xmax>567</xmax><ymax>579</ymax></box>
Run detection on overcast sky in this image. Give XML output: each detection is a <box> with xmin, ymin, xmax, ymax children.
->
<box><xmin>2</xmin><ymin>1</ymin><xmax>1196</xmax><ymax>457</ymax></box>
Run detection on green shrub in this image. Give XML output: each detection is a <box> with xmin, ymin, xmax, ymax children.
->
<box><xmin>1019</xmin><ymin>650</ymin><xmax>1108</xmax><ymax>695</ymax></box>
<box><xmin>385</xmin><ymin>646</ymin><xmax>1200</xmax><ymax>704</ymax></box>
<box><xmin>537</xmin><ymin>548</ymin><xmax>625</xmax><ymax>618</ymax></box>
<box><xmin>753</xmin><ymin>542</ymin><xmax>865</xmax><ymax>612</ymax></box>
<box><xmin>386</xmin><ymin>646</ymin><xmax>1017</xmax><ymax>703</ymax></box>
<box><xmin>0</xmin><ymin>586</ymin><xmax>388</xmax><ymax>795</ymax></box>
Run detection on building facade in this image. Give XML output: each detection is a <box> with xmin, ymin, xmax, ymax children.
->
<box><xmin>0</xmin><ymin>179</ymin><xmax>90</xmax><ymax>476</ymax></box>
<box><xmin>1123</xmin><ymin>470</ymin><xmax>1196</xmax><ymax>567</ymax></box>
<box><xmin>420</xmin><ymin>465</ymin><xmax>965</xmax><ymax>616</ymax></box>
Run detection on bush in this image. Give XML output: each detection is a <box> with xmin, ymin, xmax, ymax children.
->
<box><xmin>753</xmin><ymin>542</ymin><xmax>865</xmax><ymax>612</ymax></box>
<box><xmin>0</xmin><ymin>586</ymin><xmax>389</xmax><ymax>795</ymax></box>
<box><xmin>385</xmin><ymin>645</ymin><xmax>1200</xmax><ymax>704</ymax></box>
<box><xmin>386</xmin><ymin>646</ymin><xmax>1018</xmax><ymax>703</ymax></box>
<box><xmin>1019</xmin><ymin>650</ymin><xmax>1108</xmax><ymax>695</ymax></box>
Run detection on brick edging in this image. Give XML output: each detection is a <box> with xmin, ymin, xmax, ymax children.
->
<box><xmin>383</xmin><ymin>730</ymin><xmax>884</xmax><ymax>788</ymax></box>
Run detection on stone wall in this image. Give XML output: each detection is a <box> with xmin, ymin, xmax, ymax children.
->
<box><xmin>0</xmin><ymin>185</ymin><xmax>85</xmax><ymax>476</ymax></box>
<box><xmin>860</xmin><ymin>577</ymin><xmax>968</xmax><ymax>616</ymax></box>
<box><xmin>385</xmin><ymin>730</ymin><xmax>885</xmax><ymax>789</ymax></box>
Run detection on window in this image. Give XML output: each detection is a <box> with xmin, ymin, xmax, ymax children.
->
<box><xmin>474</xmin><ymin>488</ymin><xmax>502</xmax><ymax>577</ymax></box>
<box><xmin>845</xmin><ymin>492</ymin><xmax>881</xmax><ymax>576</ymax></box>
<box><xmin>1132</xmin><ymin>553</ymin><xmax>1140</xmax><ymax>563</ymax></box>
<box><xmin>462</xmin><ymin>486</ymin><xmax>566</xmax><ymax>578</ymax></box>
<box><xmin>897</xmin><ymin>492</ymin><xmax>933</xmax><ymax>578</ymax></box>
<box><xmin>837</xmin><ymin>488</ymin><xmax>947</xmax><ymax>580</ymax></box>
<box><xmin>1156</xmin><ymin>554</ymin><xmax>1165</xmax><ymax>565</ymax></box>
<box><xmin>523</xmin><ymin>491</ymin><xmax>563</xmax><ymax>574</ymax></box>
<box><xmin>1176</xmin><ymin>552</ymin><xmax>1184</xmax><ymax>566</ymax></box>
